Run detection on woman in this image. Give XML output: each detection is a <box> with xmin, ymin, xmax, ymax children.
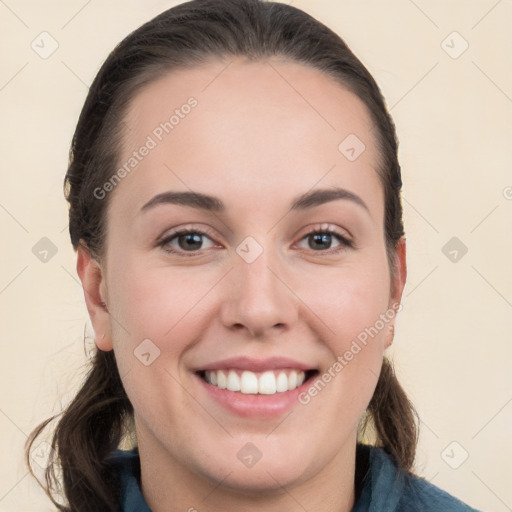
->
<box><xmin>26</xmin><ymin>0</ymin><xmax>482</xmax><ymax>510</ymax></box>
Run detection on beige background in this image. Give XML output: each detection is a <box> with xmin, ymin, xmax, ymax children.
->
<box><xmin>1</xmin><ymin>0</ymin><xmax>511</xmax><ymax>510</ymax></box>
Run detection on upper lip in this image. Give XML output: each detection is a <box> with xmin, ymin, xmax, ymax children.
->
<box><xmin>193</xmin><ymin>356</ymin><xmax>315</xmax><ymax>373</ymax></box>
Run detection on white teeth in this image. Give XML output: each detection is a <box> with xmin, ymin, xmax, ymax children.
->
<box><xmin>258</xmin><ymin>371</ymin><xmax>276</xmax><ymax>395</ymax></box>
<box><xmin>227</xmin><ymin>370</ymin><xmax>241</xmax><ymax>391</ymax></box>
<box><xmin>217</xmin><ymin>370</ymin><xmax>227</xmax><ymax>389</ymax></box>
<box><xmin>276</xmin><ymin>371</ymin><xmax>288</xmax><ymax>392</ymax></box>
<box><xmin>288</xmin><ymin>371</ymin><xmax>297</xmax><ymax>390</ymax></box>
<box><xmin>204</xmin><ymin>369</ymin><xmax>307</xmax><ymax>395</ymax></box>
<box><xmin>240</xmin><ymin>371</ymin><xmax>259</xmax><ymax>394</ymax></box>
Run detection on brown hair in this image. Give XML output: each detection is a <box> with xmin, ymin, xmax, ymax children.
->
<box><xmin>26</xmin><ymin>0</ymin><xmax>418</xmax><ymax>509</ymax></box>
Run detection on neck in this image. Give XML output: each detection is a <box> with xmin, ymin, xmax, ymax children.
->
<box><xmin>138</xmin><ymin>433</ymin><xmax>359</xmax><ymax>512</ymax></box>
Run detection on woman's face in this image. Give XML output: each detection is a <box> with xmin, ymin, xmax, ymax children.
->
<box><xmin>80</xmin><ymin>58</ymin><xmax>405</xmax><ymax>492</ymax></box>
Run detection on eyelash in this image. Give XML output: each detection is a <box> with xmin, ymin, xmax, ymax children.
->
<box><xmin>157</xmin><ymin>225</ymin><xmax>354</xmax><ymax>257</ymax></box>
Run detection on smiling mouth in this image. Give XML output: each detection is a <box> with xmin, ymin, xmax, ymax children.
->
<box><xmin>197</xmin><ymin>369</ymin><xmax>318</xmax><ymax>395</ymax></box>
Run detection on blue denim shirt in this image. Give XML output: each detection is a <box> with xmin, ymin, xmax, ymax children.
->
<box><xmin>108</xmin><ymin>443</ymin><xmax>481</xmax><ymax>511</ymax></box>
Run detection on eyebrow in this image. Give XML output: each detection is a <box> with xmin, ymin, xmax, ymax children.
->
<box><xmin>140</xmin><ymin>187</ymin><xmax>370</xmax><ymax>215</ymax></box>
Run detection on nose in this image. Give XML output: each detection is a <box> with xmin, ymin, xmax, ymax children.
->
<box><xmin>219</xmin><ymin>245</ymin><xmax>298</xmax><ymax>339</ymax></box>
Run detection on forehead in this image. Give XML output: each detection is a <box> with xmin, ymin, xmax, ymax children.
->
<box><xmin>112</xmin><ymin>57</ymin><xmax>383</xmax><ymax>220</ymax></box>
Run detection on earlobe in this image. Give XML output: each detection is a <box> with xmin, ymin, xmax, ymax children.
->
<box><xmin>390</xmin><ymin>236</ymin><xmax>407</xmax><ymax>308</ymax></box>
<box><xmin>76</xmin><ymin>242</ymin><xmax>113</xmax><ymax>352</ymax></box>
<box><xmin>385</xmin><ymin>236</ymin><xmax>406</xmax><ymax>350</ymax></box>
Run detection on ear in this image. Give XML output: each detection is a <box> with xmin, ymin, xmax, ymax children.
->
<box><xmin>385</xmin><ymin>236</ymin><xmax>407</xmax><ymax>348</ymax></box>
<box><xmin>76</xmin><ymin>242</ymin><xmax>113</xmax><ymax>351</ymax></box>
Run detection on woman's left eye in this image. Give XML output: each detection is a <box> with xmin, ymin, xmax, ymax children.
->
<box><xmin>296</xmin><ymin>229</ymin><xmax>353</xmax><ymax>253</ymax></box>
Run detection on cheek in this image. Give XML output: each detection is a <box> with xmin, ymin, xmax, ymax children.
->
<box><xmin>108</xmin><ymin>256</ymin><xmax>216</xmax><ymax>341</ymax></box>
<box><xmin>301</xmin><ymin>252</ymin><xmax>391</xmax><ymax>349</ymax></box>
<box><xmin>105</xmin><ymin>257</ymin><xmax>209</xmax><ymax>432</ymax></box>
<box><xmin>297</xmin><ymin>252</ymin><xmax>391</xmax><ymax>408</ymax></box>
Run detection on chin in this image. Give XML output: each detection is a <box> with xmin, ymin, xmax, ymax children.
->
<box><xmin>193</xmin><ymin>441</ymin><xmax>317</xmax><ymax>493</ymax></box>
<box><xmin>214</xmin><ymin>463</ymin><xmax>309</xmax><ymax>494</ymax></box>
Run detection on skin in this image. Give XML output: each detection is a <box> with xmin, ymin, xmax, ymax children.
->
<box><xmin>78</xmin><ymin>57</ymin><xmax>406</xmax><ymax>512</ymax></box>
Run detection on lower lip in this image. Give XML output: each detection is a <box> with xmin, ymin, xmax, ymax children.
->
<box><xmin>194</xmin><ymin>373</ymin><xmax>314</xmax><ymax>418</ymax></box>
